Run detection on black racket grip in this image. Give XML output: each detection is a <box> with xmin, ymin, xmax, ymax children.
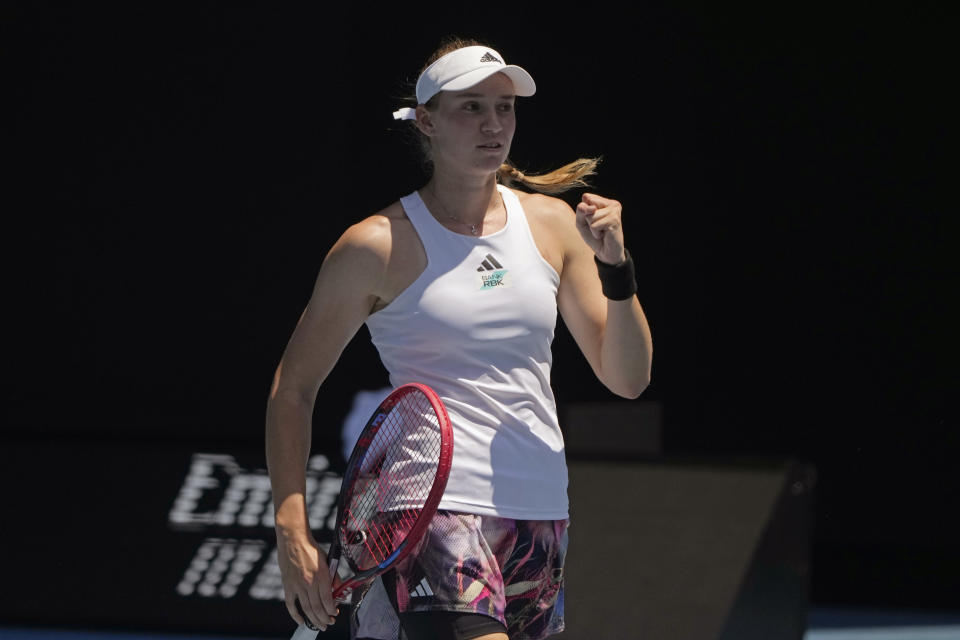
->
<box><xmin>295</xmin><ymin>597</ymin><xmax>320</xmax><ymax>631</ymax></box>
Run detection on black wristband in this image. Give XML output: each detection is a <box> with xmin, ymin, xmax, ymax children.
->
<box><xmin>594</xmin><ymin>249</ymin><xmax>638</xmax><ymax>300</ymax></box>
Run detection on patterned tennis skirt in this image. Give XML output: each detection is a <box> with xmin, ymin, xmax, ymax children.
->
<box><xmin>351</xmin><ymin>510</ymin><xmax>569</xmax><ymax>640</ymax></box>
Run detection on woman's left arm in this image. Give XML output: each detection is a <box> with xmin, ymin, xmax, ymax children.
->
<box><xmin>555</xmin><ymin>193</ymin><xmax>653</xmax><ymax>398</ymax></box>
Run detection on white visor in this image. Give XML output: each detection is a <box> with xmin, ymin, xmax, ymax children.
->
<box><xmin>393</xmin><ymin>46</ymin><xmax>536</xmax><ymax>120</ymax></box>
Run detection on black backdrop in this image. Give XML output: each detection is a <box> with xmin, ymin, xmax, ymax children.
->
<box><xmin>4</xmin><ymin>1</ymin><xmax>957</xmax><ymax>625</ymax></box>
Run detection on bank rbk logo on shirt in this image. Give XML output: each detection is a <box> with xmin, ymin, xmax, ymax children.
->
<box><xmin>476</xmin><ymin>253</ymin><xmax>510</xmax><ymax>290</ymax></box>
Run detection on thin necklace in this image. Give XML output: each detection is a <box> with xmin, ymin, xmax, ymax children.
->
<box><xmin>429</xmin><ymin>187</ymin><xmax>481</xmax><ymax>236</ymax></box>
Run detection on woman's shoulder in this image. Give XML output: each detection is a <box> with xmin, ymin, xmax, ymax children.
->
<box><xmin>335</xmin><ymin>200</ymin><xmax>411</xmax><ymax>255</ymax></box>
<box><xmin>510</xmin><ymin>188</ymin><xmax>576</xmax><ymax>223</ymax></box>
<box><xmin>332</xmin><ymin>199</ymin><xmax>425</xmax><ymax>308</ymax></box>
<box><xmin>507</xmin><ymin>188</ymin><xmax>581</xmax><ymax>273</ymax></box>
<box><xmin>509</xmin><ymin>188</ymin><xmax>581</xmax><ymax>242</ymax></box>
<box><xmin>327</xmin><ymin>199</ymin><xmax>424</xmax><ymax>293</ymax></box>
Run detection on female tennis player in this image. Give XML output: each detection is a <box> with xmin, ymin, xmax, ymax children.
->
<box><xmin>265</xmin><ymin>36</ymin><xmax>653</xmax><ymax>640</ymax></box>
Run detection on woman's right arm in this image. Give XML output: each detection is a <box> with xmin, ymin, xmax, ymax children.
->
<box><xmin>265</xmin><ymin>216</ymin><xmax>391</xmax><ymax>631</ymax></box>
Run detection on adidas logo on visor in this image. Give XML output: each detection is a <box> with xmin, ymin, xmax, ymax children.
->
<box><xmin>479</xmin><ymin>51</ymin><xmax>502</xmax><ymax>64</ymax></box>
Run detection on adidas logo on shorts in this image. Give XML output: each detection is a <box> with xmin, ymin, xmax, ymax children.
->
<box><xmin>409</xmin><ymin>577</ymin><xmax>434</xmax><ymax>598</ymax></box>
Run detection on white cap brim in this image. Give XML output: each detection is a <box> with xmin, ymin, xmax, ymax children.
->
<box><xmin>414</xmin><ymin>46</ymin><xmax>537</xmax><ymax>105</ymax></box>
<box><xmin>436</xmin><ymin>65</ymin><xmax>536</xmax><ymax>97</ymax></box>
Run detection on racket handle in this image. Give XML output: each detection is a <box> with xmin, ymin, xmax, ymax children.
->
<box><xmin>290</xmin><ymin>623</ymin><xmax>320</xmax><ymax>640</ymax></box>
<box><xmin>289</xmin><ymin>550</ymin><xmax>341</xmax><ymax>639</ymax></box>
<box><xmin>292</xmin><ymin>598</ymin><xmax>320</xmax><ymax>638</ymax></box>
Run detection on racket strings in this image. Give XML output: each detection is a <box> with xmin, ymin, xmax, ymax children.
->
<box><xmin>339</xmin><ymin>391</ymin><xmax>443</xmax><ymax>572</ymax></box>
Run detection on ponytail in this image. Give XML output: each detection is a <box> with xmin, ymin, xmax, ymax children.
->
<box><xmin>497</xmin><ymin>158</ymin><xmax>600</xmax><ymax>195</ymax></box>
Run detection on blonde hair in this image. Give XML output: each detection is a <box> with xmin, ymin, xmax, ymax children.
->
<box><xmin>407</xmin><ymin>36</ymin><xmax>600</xmax><ymax>195</ymax></box>
<box><xmin>496</xmin><ymin>158</ymin><xmax>600</xmax><ymax>195</ymax></box>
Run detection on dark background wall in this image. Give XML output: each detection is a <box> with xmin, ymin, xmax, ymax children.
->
<box><xmin>4</xmin><ymin>2</ymin><xmax>956</xmax><ymax>618</ymax></box>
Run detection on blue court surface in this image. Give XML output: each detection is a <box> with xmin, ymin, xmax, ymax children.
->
<box><xmin>803</xmin><ymin>608</ymin><xmax>960</xmax><ymax>640</ymax></box>
<box><xmin>4</xmin><ymin>608</ymin><xmax>960</xmax><ymax>640</ymax></box>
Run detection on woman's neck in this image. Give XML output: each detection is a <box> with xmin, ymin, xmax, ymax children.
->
<box><xmin>423</xmin><ymin>171</ymin><xmax>503</xmax><ymax>231</ymax></box>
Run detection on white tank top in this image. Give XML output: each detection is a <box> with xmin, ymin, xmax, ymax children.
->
<box><xmin>365</xmin><ymin>184</ymin><xmax>568</xmax><ymax>519</ymax></box>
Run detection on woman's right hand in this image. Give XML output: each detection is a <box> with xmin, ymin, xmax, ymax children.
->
<box><xmin>276</xmin><ymin>528</ymin><xmax>339</xmax><ymax>631</ymax></box>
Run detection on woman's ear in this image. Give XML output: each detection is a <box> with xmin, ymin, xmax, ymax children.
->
<box><xmin>414</xmin><ymin>105</ymin><xmax>434</xmax><ymax>136</ymax></box>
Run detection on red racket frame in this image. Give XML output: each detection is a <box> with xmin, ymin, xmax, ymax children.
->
<box><xmin>328</xmin><ymin>382</ymin><xmax>452</xmax><ymax>601</ymax></box>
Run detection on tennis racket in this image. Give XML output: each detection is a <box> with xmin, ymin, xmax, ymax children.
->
<box><xmin>290</xmin><ymin>383</ymin><xmax>453</xmax><ymax>639</ymax></box>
